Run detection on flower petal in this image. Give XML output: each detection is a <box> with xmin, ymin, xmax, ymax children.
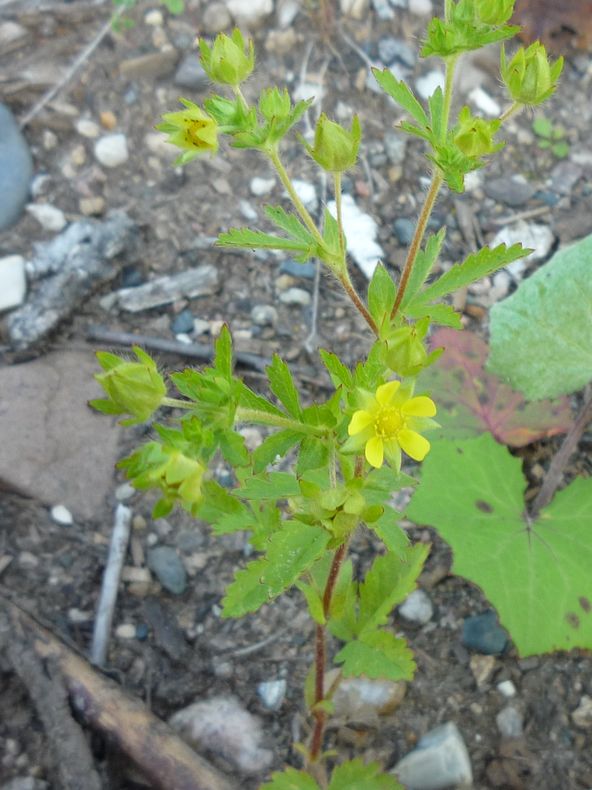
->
<box><xmin>398</xmin><ymin>429</ymin><xmax>430</xmax><ymax>461</ymax></box>
<box><xmin>376</xmin><ymin>380</ymin><xmax>401</xmax><ymax>406</ymax></box>
<box><xmin>365</xmin><ymin>436</ymin><xmax>384</xmax><ymax>468</ymax></box>
<box><xmin>348</xmin><ymin>410</ymin><xmax>373</xmax><ymax>436</ymax></box>
<box><xmin>402</xmin><ymin>396</ymin><xmax>437</xmax><ymax>418</ymax></box>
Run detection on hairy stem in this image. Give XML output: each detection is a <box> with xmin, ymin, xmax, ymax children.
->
<box><xmin>235</xmin><ymin>407</ymin><xmax>325</xmax><ymax>434</ymax></box>
<box><xmin>391</xmin><ymin>171</ymin><xmax>443</xmax><ymax>319</ymax></box>
<box><xmin>441</xmin><ymin>54</ymin><xmax>459</xmax><ymax>141</ymax></box>
<box><xmin>499</xmin><ymin>101</ymin><xmax>522</xmax><ymax>124</ymax></box>
<box><xmin>232</xmin><ymin>84</ymin><xmax>249</xmax><ymax>114</ymax></box>
<box><xmin>333</xmin><ymin>171</ymin><xmax>345</xmax><ymax>259</ymax></box>
<box><xmin>339</xmin><ymin>269</ymin><xmax>379</xmax><ymax>335</ymax></box>
<box><xmin>161</xmin><ymin>397</ymin><xmax>194</xmax><ymax>410</ymax></box>
<box><xmin>530</xmin><ymin>390</ymin><xmax>592</xmax><ymax>516</ymax></box>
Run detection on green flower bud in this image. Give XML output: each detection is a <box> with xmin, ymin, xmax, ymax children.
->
<box><xmin>475</xmin><ymin>0</ymin><xmax>514</xmax><ymax>25</ymax></box>
<box><xmin>454</xmin><ymin>107</ymin><xmax>503</xmax><ymax>157</ymax></box>
<box><xmin>199</xmin><ymin>28</ymin><xmax>254</xmax><ymax>87</ymax></box>
<box><xmin>156</xmin><ymin>99</ymin><xmax>218</xmax><ymax>165</ymax></box>
<box><xmin>385</xmin><ymin>324</ymin><xmax>430</xmax><ymax>377</ymax></box>
<box><xmin>501</xmin><ymin>43</ymin><xmax>563</xmax><ymax>106</ymax></box>
<box><xmin>301</xmin><ymin>113</ymin><xmax>361</xmax><ymax>173</ymax></box>
<box><xmin>91</xmin><ymin>347</ymin><xmax>166</xmax><ymax>425</ymax></box>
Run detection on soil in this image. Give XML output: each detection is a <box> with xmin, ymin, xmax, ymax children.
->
<box><xmin>1</xmin><ymin>1</ymin><xmax>591</xmax><ymax>789</ymax></box>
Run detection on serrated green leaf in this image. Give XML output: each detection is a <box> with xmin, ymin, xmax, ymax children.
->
<box><xmin>370</xmin><ymin>506</ymin><xmax>409</xmax><ymax>553</ymax></box>
<box><xmin>428</xmin><ymin>87</ymin><xmax>444</xmax><ymax>143</ymax></box>
<box><xmin>406</xmin><ymin>435</ymin><xmax>592</xmax><ymax>655</ymax></box>
<box><xmin>488</xmin><ymin>234</ymin><xmax>592</xmax><ymax>399</ymax></box>
<box><xmin>420</xmin><ymin>243</ymin><xmax>528</xmax><ymax>302</ymax></box>
<box><xmin>319</xmin><ymin>349</ymin><xmax>353</xmax><ymax>390</ymax></box>
<box><xmin>368</xmin><ymin>264</ymin><xmax>397</xmax><ymax>331</ymax></box>
<box><xmin>239</xmin><ymin>471</ymin><xmax>301</xmax><ymax>500</ymax></box>
<box><xmin>357</xmin><ymin>544</ymin><xmax>429</xmax><ymax>635</ymax></box>
<box><xmin>261</xmin><ymin>767</ymin><xmax>320</xmax><ymax>790</ymax></box>
<box><xmin>217</xmin><ymin>227</ymin><xmax>313</xmax><ymax>253</ymax></box>
<box><xmin>222</xmin><ymin>521</ymin><xmax>331</xmax><ymax>617</ymax></box>
<box><xmin>323</xmin><ymin>207</ymin><xmax>341</xmax><ymax>258</ymax></box>
<box><xmin>371</xmin><ymin>69</ymin><xmax>428</xmax><ymax>129</ymax></box>
<box><xmin>328</xmin><ymin>759</ymin><xmax>403</xmax><ymax>790</ymax></box>
<box><xmin>236</xmin><ymin>380</ymin><xmax>284</xmax><ymax>417</ymax></box>
<box><xmin>267</xmin><ymin>355</ymin><xmax>302</xmax><ymax>418</ymax></box>
<box><xmin>297</xmin><ymin>436</ymin><xmax>330</xmax><ymax>475</ymax></box>
<box><xmin>218</xmin><ymin>430</ymin><xmax>249</xmax><ymax>467</ymax></box>
<box><xmin>297</xmin><ymin>580</ymin><xmax>326</xmax><ymax>624</ymax></box>
<box><xmin>252</xmin><ymin>430</ymin><xmax>302</xmax><ymax>474</ymax></box>
<box><xmin>335</xmin><ymin>629</ymin><xmax>415</xmax><ymax>681</ymax></box>
<box><xmin>214</xmin><ymin>325</ymin><xmax>233</xmax><ymax>380</ymax></box>
<box><xmin>400</xmin><ymin>229</ymin><xmax>446</xmax><ymax>312</ymax></box>
<box><xmin>404</xmin><ymin>299</ymin><xmax>462</xmax><ymax>328</ymax></box>
<box><xmin>265</xmin><ymin>205</ymin><xmax>315</xmax><ymax>246</ymax></box>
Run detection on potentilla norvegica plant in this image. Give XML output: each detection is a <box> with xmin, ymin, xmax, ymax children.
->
<box><xmin>92</xmin><ymin>5</ymin><xmax>564</xmax><ymax>787</ymax></box>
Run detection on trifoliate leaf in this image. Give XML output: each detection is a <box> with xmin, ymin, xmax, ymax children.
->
<box><xmin>261</xmin><ymin>768</ymin><xmax>320</xmax><ymax>790</ymax></box>
<box><xmin>328</xmin><ymin>759</ymin><xmax>403</xmax><ymax>790</ymax></box>
<box><xmin>406</xmin><ymin>434</ymin><xmax>592</xmax><ymax>655</ymax></box>
<box><xmin>371</xmin><ymin>69</ymin><xmax>428</xmax><ymax>129</ymax></box>
<box><xmin>335</xmin><ymin>630</ymin><xmax>416</xmax><ymax>681</ymax></box>
<box><xmin>419</xmin><ymin>328</ymin><xmax>572</xmax><ymax>447</ymax></box>
<box><xmin>267</xmin><ymin>354</ymin><xmax>303</xmax><ymax>418</ymax></box>
<box><xmin>488</xmin><ymin>233</ymin><xmax>592</xmax><ymax>399</ymax></box>
<box><xmin>222</xmin><ymin>520</ymin><xmax>330</xmax><ymax>617</ymax></box>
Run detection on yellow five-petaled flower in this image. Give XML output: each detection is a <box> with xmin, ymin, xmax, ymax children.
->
<box><xmin>346</xmin><ymin>380</ymin><xmax>437</xmax><ymax>470</ymax></box>
<box><xmin>156</xmin><ymin>99</ymin><xmax>218</xmax><ymax>166</ymax></box>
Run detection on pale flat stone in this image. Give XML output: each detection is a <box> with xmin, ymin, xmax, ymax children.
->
<box><xmin>0</xmin><ymin>255</ymin><xmax>26</xmax><ymax>312</ymax></box>
<box><xmin>26</xmin><ymin>203</ymin><xmax>67</xmax><ymax>232</ymax></box>
<box><xmin>327</xmin><ymin>194</ymin><xmax>383</xmax><ymax>279</ymax></box>
<box><xmin>0</xmin><ymin>351</ymin><xmax>121</xmax><ymax>520</ymax></box>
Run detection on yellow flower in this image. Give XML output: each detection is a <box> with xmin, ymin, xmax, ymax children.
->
<box><xmin>346</xmin><ymin>381</ymin><xmax>437</xmax><ymax>470</ymax></box>
<box><xmin>156</xmin><ymin>99</ymin><xmax>218</xmax><ymax>165</ymax></box>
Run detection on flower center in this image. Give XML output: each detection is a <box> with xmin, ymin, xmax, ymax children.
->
<box><xmin>374</xmin><ymin>407</ymin><xmax>404</xmax><ymax>438</ymax></box>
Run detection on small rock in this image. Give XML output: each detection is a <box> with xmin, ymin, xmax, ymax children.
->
<box><xmin>327</xmin><ymin>194</ymin><xmax>383</xmax><ymax>279</ymax></box>
<box><xmin>79</xmin><ymin>196</ymin><xmax>106</xmax><ymax>216</ymax></box>
<box><xmin>239</xmin><ymin>199</ymin><xmax>258</xmax><ymax>221</ymax></box>
<box><xmin>43</xmin><ymin>129</ymin><xmax>58</xmax><ymax>150</ymax></box>
<box><xmin>489</xmin><ymin>270</ymin><xmax>511</xmax><ymax>303</ymax></box>
<box><xmin>144</xmin><ymin>9</ymin><xmax>164</xmax><ymax>25</ymax></box>
<box><xmin>470</xmin><ymin>654</ymin><xmax>496</xmax><ymax>688</ymax></box>
<box><xmin>265</xmin><ymin>28</ymin><xmax>298</xmax><ymax>55</ymax></box>
<box><xmin>496</xmin><ymin>706</ymin><xmax>524</xmax><ymax>738</ymax></box>
<box><xmin>279</xmin><ymin>287</ymin><xmax>311</xmax><ymax>306</ymax></box>
<box><xmin>550</xmin><ymin>160</ymin><xmax>583</xmax><ymax>196</ymax></box>
<box><xmin>416</xmin><ymin>70</ymin><xmax>445</xmax><ymax>101</ymax></box>
<box><xmin>116</xmin><ymin>623</ymin><xmax>137</xmax><ymax>639</ymax></box>
<box><xmin>251</xmin><ymin>304</ymin><xmax>278</xmax><ymax>326</ymax></box>
<box><xmin>250</xmin><ymin>176</ymin><xmax>275</xmax><ymax>196</ymax></box>
<box><xmin>409</xmin><ymin>0</ymin><xmax>432</xmax><ymax>13</ymax></box>
<box><xmin>491</xmin><ymin>221</ymin><xmax>554</xmax><ymax>274</ymax></box>
<box><xmin>279</xmin><ymin>259</ymin><xmax>316</xmax><ymax>279</ymax></box>
<box><xmin>170</xmin><ymin>695</ymin><xmax>273</xmax><ymax>775</ymax></box>
<box><xmin>378</xmin><ymin>37</ymin><xmax>416</xmax><ymax>68</ymax></box>
<box><xmin>1</xmin><ymin>779</ymin><xmax>49</xmax><ymax>790</ymax></box>
<box><xmin>0</xmin><ymin>104</ymin><xmax>33</xmax><ymax>231</ymax></box>
<box><xmin>399</xmin><ymin>589</ymin><xmax>433</xmax><ymax>624</ymax></box>
<box><xmin>225</xmin><ymin>0</ymin><xmax>274</xmax><ymax>27</ymax></box>
<box><xmin>275</xmin><ymin>273</ymin><xmax>295</xmax><ymax>291</ymax></box>
<box><xmin>75</xmin><ymin>118</ymin><xmax>100</xmax><ymax>138</ymax></box>
<box><xmin>115</xmin><ymin>482</ymin><xmax>135</xmax><ymax>501</ymax></box>
<box><xmin>19</xmin><ymin>551</ymin><xmax>39</xmax><ymax>569</ymax></box>
<box><xmin>572</xmin><ymin>695</ymin><xmax>592</xmax><ymax>729</ymax></box>
<box><xmin>51</xmin><ymin>504</ymin><xmax>74</xmax><ymax>525</ymax></box>
<box><xmin>394</xmin><ymin>721</ymin><xmax>472</xmax><ymax>790</ymax></box>
<box><xmin>484</xmin><ymin>175</ymin><xmax>535</xmax><ymax>207</ymax></box>
<box><xmin>203</xmin><ymin>1</ymin><xmax>232</xmax><ymax>32</ymax></box>
<box><xmin>384</xmin><ymin>132</ymin><xmax>408</xmax><ymax>165</ymax></box>
<box><xmin>0</xmin><ymin>21</ymin><xmax>29</xmax><ymax>52</ymax></box>
<box><xmin>462</xmin><ymin>611</ymin><xmax>508</xmax><ymax>655</ymax></box>
<box><xmin>113</xmin><ymin>265</ymin><xmax>219</xmax><ymax>312</ymax></box>
<box><xmin>372</xmin><ymin>0</ymin><xmax>395</xmax><ymax>20</ymax></box>
<box><xmin>174</xmin><ymin>55</ymin><xmax>209</xmax><ymax>90</ymax></box>
<box><xmin>0</xmin><ymin>255</ymin><xmax>26</xmax><ymax>312</ymax></box>
<box><xmin>94</xmin><ymin>134</ymin><xmax>129</xmax><ymax>168</ymax></box>
<box><xmin>26</xmin><ymin>203</ymin><xmax>67</xmax><ymax>232</ymax></box>
<box><xmin>331</xmin><ymin>673</ymin><xmax>407</xmax><ymax>720</ymax></box>
<box><xmin>171</xmin><ymin>307</ymin><xmax>195</xmax><ymax>334</ymax></box>
<box><xmin>119</xmin><ymin>48</ymin><xmax>179</xmax><ymax>80</ymax></box>
<box><xmin>68</xmin><ymin>608</ymin><xmax>92</xmax><ymax>624</ymax></box>
<box><xmin>497</xmin><ymin>679</ymin><xmax>517</xmax><ymax>698</ymax></box>
<box><xmin>340</xmin><ymin>0</ymin><xmax>370</xmax><ymax>18</ymax></box>
<box><xmin>147</xmin><ymin>546</ymin><xmax>188</xmax><ymax>595</ymax></box>
<box><xmin>257</xmin><ymin>679</ymin><xmax>287</xmax><ymax>711</ymax></box>
<box><xmin>100</xmin><ymin>110</ymin><xmax>118</xmax><ymax>130</ymax></box>
<box><xmin>277</xmin><ymin>0</ymin><xmax>300</xmax><ymax>26</ymax></box>
<box><xmin>393</xmin><ymin>217</ymin><xmax>415</xmax><ymax>245</ymax></box>
<box><xmin>193</xmin><ymin>318</ymin><xmax>211</xmax><ymax>335</ymax></box>
<box><xmin>292</xmin><ymin>179</ymin><xmax>318</xmax><ymax>212</ymax></box>
<box><xmin>469</xmin><ymin>87</ymin><xmax>501</xmax><ymax>117</ymax></box>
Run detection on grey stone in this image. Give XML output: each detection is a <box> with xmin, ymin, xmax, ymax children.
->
<box><xmin>26</xmin><ymin>203</ymin><xmax>67</xmax><ymax>231</ymax></box>
<box><xmin>51</xmin><ymin>504</ymin><xmax>74</xmax><ymax>525</ymax></box>
<box><xmin>277</xmin><ymin>0</ymin><xmax>300</xmax><ymax>27</ymax></box>
<box><xmin>394</xmin><ymin>217</ymin><xmax>415</xmax><ymax>245</ymax></box>
<box><xmin>550</xmin><ymin>160</ymin><xmax>583</xmax><ymax>196</ymax></box>
<box><xmin>170</xmin><ymin>307</ymin><xmax>195</xmax><ymax>334</ymax></box>
<box><xmin>372</xmin><ymin>0</ymin><xmax>395</xmax><ymax>20</ymax></box>
<box><xmin>113</xmin><ymin>265</ymin><xmax>219</xmax><ymax>312</ymax></box>
<box><xmin>497</xmin><ymin>679</ymin><xmax>517</xmax><ymax>698</ymax></box>
<box><xmin>0</xmin><ymin>352</ymin><xmax>121</xmax><ymax>520</ymax></box>
<box><xmin>251</xmin><ymin>304</ymin><xmax>278</xmax><ymax>326</ymax></box>
<box><xmin>1</xmin><ymin>780</ymin><xmax>49</xmax><ymax>790</ymax></box>
<box><xmin>496</xmin><ymin>706</ymin><xmax>524</xmax><ymax>738</ymax></box>
<box><xmin>94</xmin><ymin>134</ymin><xmax>129</xmax><ymax>168</ymax></box>
<box><xmin>0</xmin><ymin>255</ymin><xmax>26</xmax><ymax>312</ymax></box>
<box><xmin>257</xmin><ymin>679</ymin><xmax>287</xmax><ymax>710</ymax></box>
<box><xmin>394</xmin><ymin>722</ymin><xmax>472</xmax><ymax>790</ymax></box>
<box><xmin>147</xmin><ymin>546</ymin><xmax>188</xmax><ymax>595</ymax></box>
<box><xmin>572</xmin><ymin>695</ymin><xmax>592</xmax><ymax>729</ymax></box>
<box><xmin>202</xmin><ymin>2</ymin><xmax>232</xmax><ymax>32</ymax></box>
<box><xmin>225</xmin><ymin>0</ymin><xmax>274</xmax><ymax>27</ymax></box>
<box><xmin>174</xmin><ymin>55</ymin><xmax>209</xmax><ymax>91</ymax></box>
<box><xmin>384</xmin><ymin>132</ymin><xmax>408</xmax><ymax>165</ymax></box>
<box><xmin>378</xmin><ymin>37</ymin><xmax>416</xmax><ymax>68</ymax></box>
<box><xmin>0</xmin><ymin>103</ymin><xmax>33</xmax><ymax>231</ymax></box>
<box><xmin>279</xmin><ymin>287</ymin><xmax>311</xmax><ymax>306</ymax></box>
<box><xmin>279</xmin><ymin>259</ymin><xmax>316</xmax><ymax>279</ymax></box>
<box><xmin>491</xmin><ymin>220</ymin><xmax>554</xmax><ymax>274</ymax></box>
<box><xmin>399</xmin><ymin>589</ymin><xmax>433</xmax><ymax>624</ymax></box>
<box><xmin>484</xmin><ymin>176</ymin><xmax>535</xmax><ymax>207</ymax></box>
<box><xmin>462</xmin><ymin>611</ymin><xmax>508</xmax><ymax>655</ymax></box>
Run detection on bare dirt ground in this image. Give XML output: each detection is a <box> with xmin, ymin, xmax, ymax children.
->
<box><xmin>0</xmin><ymin>0</ymin><xmax>591</xmax><ymax>788</ymax></box>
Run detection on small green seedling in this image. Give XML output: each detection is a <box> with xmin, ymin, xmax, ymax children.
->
<box><xmin>532</xmin><ymin>114</ymin><xmax>569</xmax><ymax>158</ymax></box>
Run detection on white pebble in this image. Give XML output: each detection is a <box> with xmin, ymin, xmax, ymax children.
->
<box><xmin>497</xmin><ymin>680</ymin><xmax>517</xmax><ymax>698</ymax></box>
<box><xmin>115</xmin><ymin>482</ymin><xmax>135</xmax><ymax>501</ymax></box>
<box><xmin>469</xmin><ymin>87</ymin><xmax>501</xmax><ymax>117</ymax></box>
<box><xmin>144</xmin><ymin>9</ymin><xmax>164</xmax><ymax>25</ymax></box>
<box><xmin>399</xmin><ymin>589</ymin><xmax>434</xmax><ymax>624</ymax></box>
<box><xmin>292</xmin><ymin>179</ymin><xmax>318</xmax><ymax>212</ymax></box>
<box><xmin>279</xmin><ymin>287</ymin><xmax>311</xmax><ymax>306</ymax></box>
<box><xmin>257</xmin><ymin>679</ymin><xmax>287</xmax><ymax>711</ymax></box>
<box><xmin>94</xmin><ymin>134</ymin><xmax>129</xmax><ymax>168</ymax></box>
<box><xmin>26</xmin><ymin>203</ymin><xmax>67</xmax><ymax>232</ymax></box>
<box><xmin>51</xmin><ymin>504</ymin><xmax>73</xmax><ymax>526</ymax></box>
<box><xmin>496</xmin><ymin>706</ymin><xmax>524</xmax><ymax>738</ymax></box>
<box><xmin>250</xmin><ymin>176</ymin><xmax>276</xmax><ymax>196</ymax></box>
<box><xmin>115</xmin><ymin>623</ymin><xmax>136</xmax><ymax>639</ymax></box>
<box><xmin>416</xmin><ymin>70</ymin><xmax>445</xmax><ymax>101</ymax></box>
<box><xmin>409</xmin><ymin>0</ymin><xmax>433</xmax><ymax>13</ymax></box>
<box><xmin>327</xmin><ymin>194</ymin><xmax>383</xmax><ymax>279</ymax></box>
<box><xmin>0</xmin><ymin>255</ymin><xmax>26</xmax><ymax>312</ymax></box>
<box><xmin>75</xmin><ymin>118</ymin><xmax>100</xmax><ymax>138</ymax></box>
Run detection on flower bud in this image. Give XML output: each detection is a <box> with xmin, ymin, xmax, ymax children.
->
<box><xmin>301</xmin><ymin>113</ymin><xmax>361</xmax><ymax>173</ymax></box>
<box><xmin>385</xmin><ymin>324</ymin><xmax>430</xmax><ymax>377</ymax></box>
<box><xmin>454</xmin><ymin>107</ymin><xmax>503</xmax><ymax>157</ymax></box>
<box><xmin>501</xmin><ymin>43</ymin><xmax>563</xmax><ymax>106</ymax></box>
<box><xmin>199</xmin><ymin>28</ymin><xmax>254</xmax><ymax>87</ymax></box>
<box><xmin>91</xmin><ymin>347</ymin><xmax>166</xmax><ymax>425</ymax></box>
<box><xmin>475</xmin><ymin>0</ymin><xmax>514</xmax><ymax>25</ymax></box>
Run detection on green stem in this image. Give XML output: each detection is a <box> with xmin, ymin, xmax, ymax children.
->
<box><xmin>161</xmin><ymin>397</ymin><xmax>193</xmax><ymax>410</ymax></box>
<box><xmin>235</xmin><ymin>407</ymin><xmax>325</xmax><ymax>435</ymax></box>
<box><xmin>268</xmin><ymin>147</ymin><xmax>326</xmax><ymax>249</ymax></box>
<box><xmin>232</xmin><ymin>84</ymin><xmax>249</xmax><ymax>114</ymax></box>
<box><xmin>333</xmin><ymin>171</ymin><xmax>345</xmax><ymax>259</ymax></box>
<box><xmin>499</xmin><ymin>101</ymin><xmax>522</xmax><ymax>124</ymax></box>
<box><xmin>339</xmin><ymin>269</ymin><xmax>379</xmax><ymax>335</ymax></box>
<box><xmin>441</xmin><ymin>54</ymin><xmax>459</xmax><ymax>142</ymax></box>
<box><xmin>391</xmin><ymin>171</ymin><xmax>443</xmax><ymax>319</ymax></box>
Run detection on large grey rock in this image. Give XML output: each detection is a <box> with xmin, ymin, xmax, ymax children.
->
<box><xmin>393</xmin><ymin>722</ymin><xmax>473</xmax><ymax>789</ymax></box>
<box><xmin>0</xmin><ymin>103</ymin><xmax>33</xmax><ymax>231</ymax></box>
<box><xmin>0</xmin><ymin>351</ymin><xmax>121</xmax><ymax>520</ymax></box>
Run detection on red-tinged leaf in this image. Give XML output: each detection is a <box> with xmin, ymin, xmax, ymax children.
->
<box><xmin>419</xmin><ymin>328</ymin><xmax>572</xmax><ymax>447</ymax></box>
